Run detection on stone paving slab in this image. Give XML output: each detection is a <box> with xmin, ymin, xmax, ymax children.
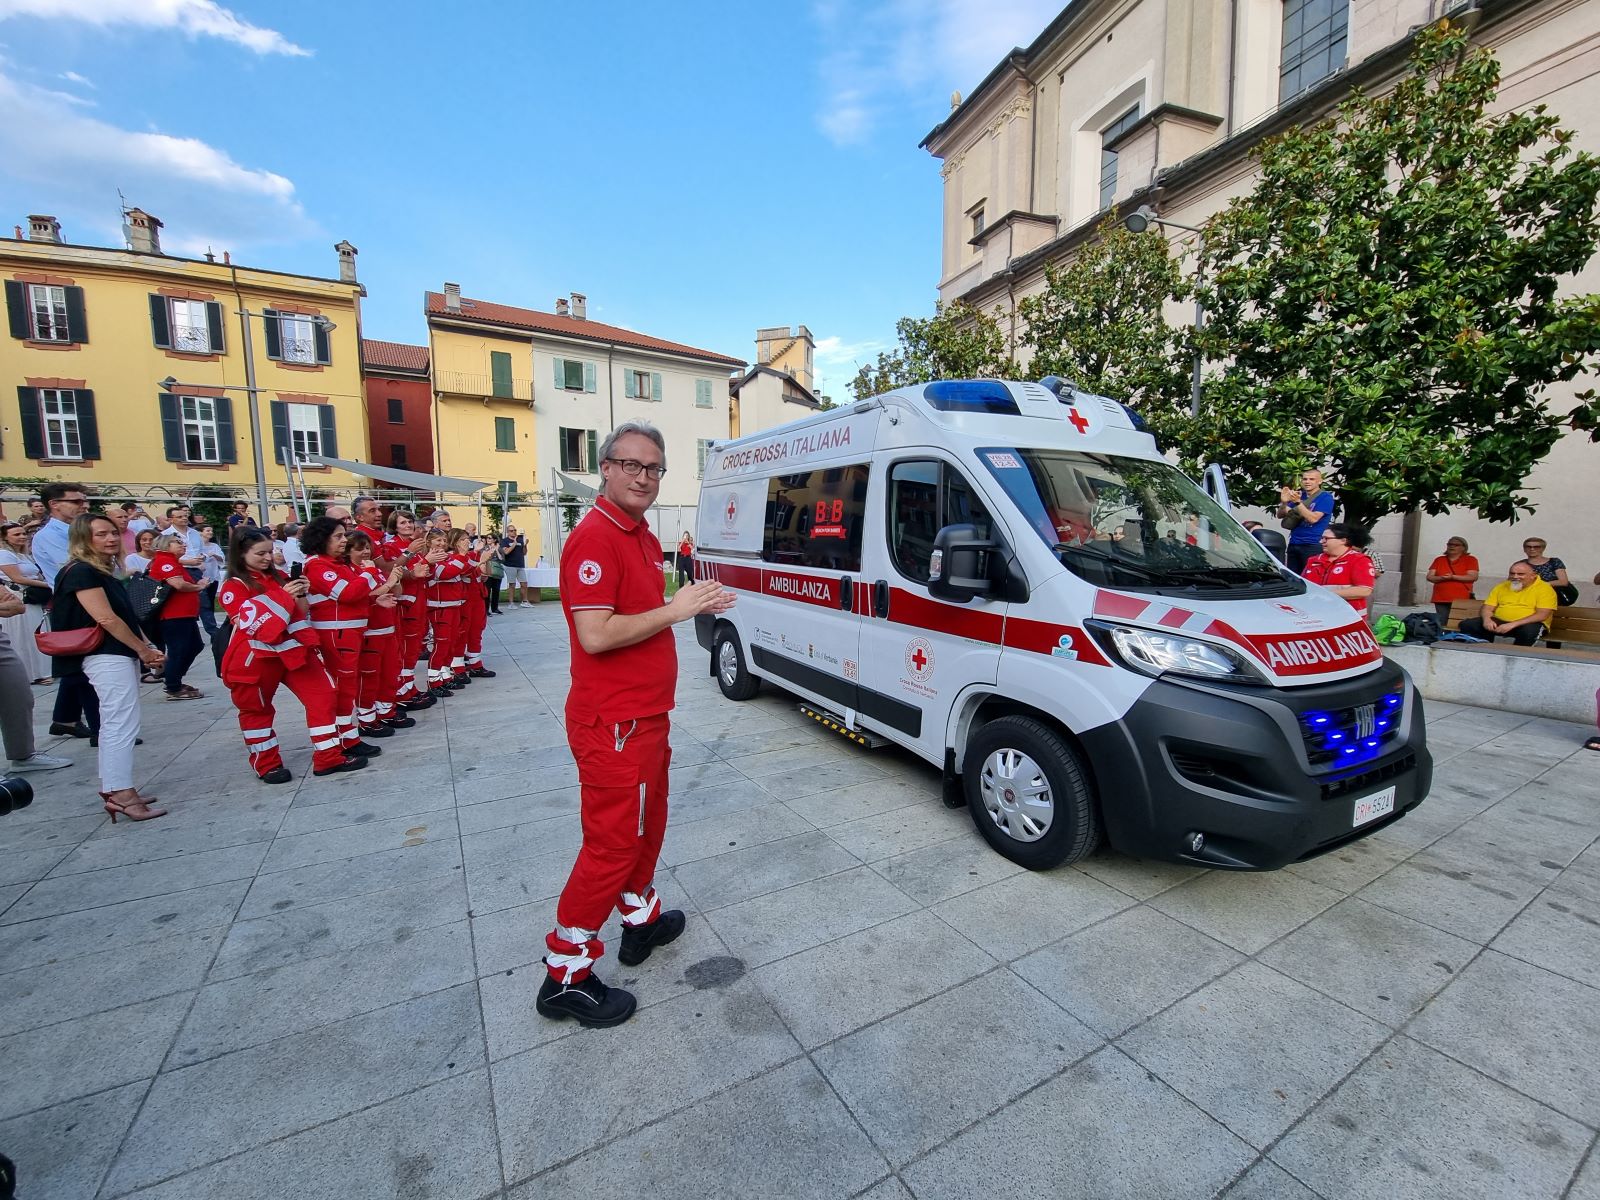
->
<box><xmin>1</xmin><ymin>609</ymin><xmax>1597</xmax><ymax>1198</ymax></box>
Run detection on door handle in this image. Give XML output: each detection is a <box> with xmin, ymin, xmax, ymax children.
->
<box><xmin>874</xmin><ymin>579</ymin><xmax>890</xmax><ymax>619</ymax></box>
<box><xmin>839</xmin><ymin>577</ymin><xmax>854</xmax><ymax>612</ymax></box>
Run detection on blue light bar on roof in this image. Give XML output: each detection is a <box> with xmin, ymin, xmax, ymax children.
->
<box><xmin>922</xmin><ymin>380</ymin><xmax>1021</xmax><ymax>415</ymax></box>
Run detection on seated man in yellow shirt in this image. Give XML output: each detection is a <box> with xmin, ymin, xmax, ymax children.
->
<box><xmin>1459</xmin><ymin>561</ymin><xmax>1557</xmax><ymax>646</ymax></box>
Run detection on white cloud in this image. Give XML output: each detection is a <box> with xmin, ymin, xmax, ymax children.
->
<box><xmin>811</xmin><ymin>0</ymin><xmax>1061</xmax><ymax>145</ymax></box>
<box><xmin>59</xmin><ymin>69</ymin><xmax>94</xmax><ymax>87</ymax></box>
<box><xmin>812</xmin><ymin>333</ymin><xmax>890</xmax><ymax>396</ymax></box>
<box><xmin>0</xmin><ymin>69</ymin><xmax>315</xmax><ymax>254</ymax></box>
<box><xmin>0</xmin><ymin>0</ymin><xmax>309</xmax><ymax>56</ymax></box>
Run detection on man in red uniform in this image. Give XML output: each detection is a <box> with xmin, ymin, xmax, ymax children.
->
<box><xmin>538</xmin><ymin>421</ymin><xmax>735</xmax><ymax>1027</ymax></box>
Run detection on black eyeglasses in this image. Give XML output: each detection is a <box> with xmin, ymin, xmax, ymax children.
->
<box><xmin>604</xmin><ymin>457</ymin><xmax>667</xmax><ymax>480</ymax></box>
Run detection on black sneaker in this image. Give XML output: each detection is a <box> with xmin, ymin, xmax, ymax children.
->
<box><xmin>535</xmin><ymin>970</ymin><xmax>637</xmax><ymax>1027</ymax></box>
<box><xmin>469</xmin><ymin>667</ymin><xmax>497</xmax><ymax>678</ymax></box>
<box><xmin>312</xmin><ymin>756</ymin><xmax>368</xmax><ymax>777</ymax></box>
<box><xmin>382</xmin><ymin>714</ymin><xmax>417</xmax><ymax>729</ymax></box>
<box><xmin>260</xmin><ymin>767</ymin><xmax>293</xmax><ymax>785</ymax></box>
<box><xmin>446</xmin><ymin>677</ymin><xmax>469</xmax><ymax>690</ymax></box>
<box><xmin>427</xmin><ymin>686</ymin><xmax>452</xmax><ymax>700</ymax></box>
<box><xmin>400</xmin><ymin>694</ymin><xmax>437</xmax><ymax>711</ymax></box>
<box><xmin>616</xmin><ymin>910</ymin><xmax>687</xmax><ymax>966</ymax></box>
<box><xmin>344</xmin><ymin>741</ymin><xmax>382</xmax><ymax>758</ymax></box>
<box><xmin>49</xmin><ymin>721</ymin><xmax>91</xmax><ymax>738</ymax></box>
<box><xmin>358</xmin><ymin>723</ymin><xmax>396</xmax><ymax>739</ymax></box>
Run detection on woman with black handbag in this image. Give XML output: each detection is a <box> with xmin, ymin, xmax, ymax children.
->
<box><xmin>44</xmin><ymin>515</ymin><xmax>166</xmax><ymax>821</ymax></box>
<box><xmin>0</xmin><ymin>523</ymin><xmax>52</xmax><ymax>684</ymax></box>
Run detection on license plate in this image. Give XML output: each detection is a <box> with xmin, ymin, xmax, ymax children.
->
<box><xmin>1352</xmin><ymin>785</ymin><xmax>1396</xmax><ymax>829</ymax></box>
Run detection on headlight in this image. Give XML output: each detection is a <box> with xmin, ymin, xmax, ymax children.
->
<box><xmin>1093</xmin><ymin>622</ymin><xmax>1265</xmax><ymax>685</ymax></box>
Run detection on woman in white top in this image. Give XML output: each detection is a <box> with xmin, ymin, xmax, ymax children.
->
<box><xmin>0</xmin><ymin>521</ymin><xmax>53</xmax><ymax>683</ymax></box>
<box><xmin>124</xmin><ymin>528</ymin><xmax>158</xmax><ymax>575</ymax></box>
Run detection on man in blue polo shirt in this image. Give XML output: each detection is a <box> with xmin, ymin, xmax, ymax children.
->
<box><xmin>1277</xmin><ymin>469</ymin><xmax>1336</xmax><ymax>576</ymax></box>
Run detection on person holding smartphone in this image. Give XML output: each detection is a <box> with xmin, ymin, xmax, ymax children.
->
<box><xmin>1276</xmin><ymin>469</ymin><xmax>1336</xmax><ymax>576</ymax></box>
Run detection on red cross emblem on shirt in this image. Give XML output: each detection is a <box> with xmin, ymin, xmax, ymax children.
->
<box><xmin>1066</xmin><ymin>407</ymin><xmax>1090</xmax><ymax>434</ymax></box>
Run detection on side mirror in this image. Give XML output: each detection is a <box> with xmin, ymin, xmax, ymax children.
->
<box><xmin>928</xmin><ymin>523</ymin><xmax>994</xmax><ymax>602</ymax></box>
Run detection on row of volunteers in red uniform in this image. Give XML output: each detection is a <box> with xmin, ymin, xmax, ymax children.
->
<box><xmin>214</xmin><ymin>512</ymin><xmax>496</xmax><ymax>783</ymax></box>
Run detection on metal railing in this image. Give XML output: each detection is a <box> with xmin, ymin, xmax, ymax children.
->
<box><xmin>435</xmin><ymin>370</ymin><xmax>534</xmax><ymax>402</ymax></box>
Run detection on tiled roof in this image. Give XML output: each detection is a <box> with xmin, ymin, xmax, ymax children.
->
<box><xmin>424</xmin><ymin>292</ymin><xmax>745</xmax><ymax>368</ymax></box>
<box><xmin>361</xmin><ymin>339</ymin><xmax>429</xmax><ymax>373</ymax></box>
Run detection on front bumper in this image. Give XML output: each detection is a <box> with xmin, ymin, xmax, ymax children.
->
<box><xmin>1078</xmin><ymin>660</ymin><xmax>1432</xmax><ymax>870</ymax></box>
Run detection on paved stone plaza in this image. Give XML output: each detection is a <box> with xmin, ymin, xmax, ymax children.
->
<box><xmin>1</xmin><ymin>608</ymin><xmax>1598</xmax><ymax>1200</ymax></box>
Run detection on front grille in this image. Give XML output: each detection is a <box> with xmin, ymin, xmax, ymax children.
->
<box><xmin>1320</xmin><ymin>752</ymin><xmax>1416</xmax><ymax>801</ymax></box>
<box><xmin>1298</xmin><ymin>683</ymin><xmax>1405</xmax><ymax>772</ymax></box>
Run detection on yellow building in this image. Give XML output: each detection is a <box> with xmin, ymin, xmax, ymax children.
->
<box><xmin>1</xmin><ymin>210</ymin><xmax>367</xmax><ymax>514</ymax></box>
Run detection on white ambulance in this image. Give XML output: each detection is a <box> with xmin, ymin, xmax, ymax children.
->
<box><xmin>692</xmin><ymin>379</ymin><xmax>1431</xmax><ymax>871</ymax></box>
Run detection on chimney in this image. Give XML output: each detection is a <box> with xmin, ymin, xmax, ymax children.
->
<box><xmin>335</xmin><ymin>240</ymin><xmax>358</xmax><ymax>284</ymax></box>
<box><xmin>27</xmin><ymin>215</ymin><xmax>62</xmax><ymax>244</ymax></box>
<box><xmin>444</xmin><ymin>282</ymin><xmax>461</xmax><ymax>312</ymax></box>
<box><xmin>125</xmin><ymin>208</ymin><xmax>163</xmax><ymax>254</ymax></box>
<box><xmin>570</xmin><ymin>292</ymin><xmax>586</xmax><ymax>320</ymax></box>
<box><xmin>555</xmin><ymin>298</ymin><xmax>569</xmax><ymax>317</ymax></box>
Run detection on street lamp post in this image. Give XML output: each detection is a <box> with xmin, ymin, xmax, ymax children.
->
<box><xmin>1123</xmin><ymin>204</ymin><xmax>1206</xmax><ymax>418</ymax></box>
<box><xmin>162</xmin><ymin>310</ymin><xmax>336</xmax><ymax>528</ymax></box>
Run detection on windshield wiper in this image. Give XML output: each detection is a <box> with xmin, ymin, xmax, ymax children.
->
<box><xmin>1163</xmin><ymin>565</ymin><xmax>1285</xmax><ymax>586</ymax></box>
<box><xmin>1052</xmin><ymin>542</ymin><xmax>1166</xmax><ymax>581</ymax></box>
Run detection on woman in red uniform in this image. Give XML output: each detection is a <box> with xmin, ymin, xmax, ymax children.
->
<box><xmin>383</xmin><ymin>509</ymin><xmax>438</xmax><ymax>710</ymax></box>
<box><xmin>458</xmin><ymin>529</ymin><xmax>497</xmax><ymax>681</ymax></box>
<box><xmin>425</xmin><ymin>529</ymin><xmax>468</xmax><ymax>696</ymax></box>
<box><xmin>348</xmin><ymin>530</ymin><xmax>410</xmax><ymax>739</ymax></box>
<box><xmin>302</xmin><ymin>516</ymin><xmax>387</xmax><ymax>759</ymax></box>
<box><xmin>1303</xmin><ymin>523</ymin><xmax>1377</xmax><ymax>616</ymax></box>
<box><xmin>218</xmin><ymin>529</ymin><xmax>363</xmax><ymax>781</ymax></box>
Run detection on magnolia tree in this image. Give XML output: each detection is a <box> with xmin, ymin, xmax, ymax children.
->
<box><xmin>1190</xmin><ymin>20</ymin><xmax>1600</xmax><ymax>527</ymax></box>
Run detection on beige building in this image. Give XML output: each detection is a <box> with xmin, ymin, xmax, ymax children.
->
<box><xmin>730</xmin><ymin>325</ymin><xmax>825</xmax><ymax>437</ymax></box>
<box><xmin>923</xmin><ymin>0</ymin><xmax>1600</xmax><ymax>605</ymax></box>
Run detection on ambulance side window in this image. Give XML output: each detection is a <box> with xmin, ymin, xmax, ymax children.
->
<box><xmin>761</xmin><ymin>464</ymin><xmax>870</xmax><ymax>572</ymax></box>
<box><xmin>889</xmin><ymin>460</ymin><xmax>994</xmax><ymax>584</ymax></box>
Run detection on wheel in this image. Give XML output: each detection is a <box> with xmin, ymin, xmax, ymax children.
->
<box><xmin>713</xmin><ymin>625</ymin><xmax>760</xmax><ymax>701</ymax></box>
<box><xmin>963</xmin><ymin>715</ymin><xmax>1099</xmax><ymax>869</ymax></box>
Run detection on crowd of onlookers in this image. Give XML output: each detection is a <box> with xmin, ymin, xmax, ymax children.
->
<box><xmin>0</xmin><ymin>486</ymin><xmax>562</xmax><ymax>821</ymax></box>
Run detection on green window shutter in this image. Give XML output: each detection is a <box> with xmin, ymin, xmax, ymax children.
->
<box><xmin>4</xmin><ymin>282</ymin><xmax>27</xmax><ymax>341</ymax></box>
<box><xmin>651</xmin><ymin>372</ymin><xmax>663</xmax><ymax>401</ymax></box>
<box><xmin>74</xmin><ymin>389</ymin><xmax>100</xmax><ymax>459</ymax></box>
<box><xmin>149</xmin><ymin>295</ymin><xmax>172</xmax><ymax>349</ymax></box>
<box><xmin>269</xmin><ymin>400</ymin><xmax>288</xmax><ymax>460</ymax></box>
<box><xmin>491</xmin><ymin>351</ymin><xmax>513</xmax><ymax>398</ymax></box>
<box><xmin>585</xmin><ymin>429</ymin><xmax>598</xmax><ymax>472</ymax></box>
<box><xmin>206</xmin><ymin>301</ymin><xmax>226</xmax><ymax>353</ymax></box>
<box><xmin>558</xmin><ymin>428</ymin><xmax>572</xmax><ymax>471</ymax></box>
<box><xmin>622</xmin><ymin>371</ymin><xmax>635</xmax><ymax>399</ymax></box>
<box><xmin>158</xmin><ymin>393</ymin><xmax>184</xmax><ymax>461</ymax></box>
<box><xmin>215</xmin><ymin>395</ymin><xmax>237</xmax><ymax>463</ymax></box>
<box><xmin>695</xmin><ymin>379</ymin><xmax>709</xmax><ymax>407</ymax></box>
<box><xmin>553</xmin><ymin>357</ymin><xmax>565</xmax><ymax>388</ymax></box>
<box><xmin>495</xmin><ymin>415</ymin><xmax>515</xmax><ymax>451</ymax></box>
<box><xmin>64</xmin><ymin>287</ymin><xmax>88</xmax><ymax>344</ymax></box>
<box><xmin>697</xmin><ymin>439</ymin><xmax>709</xmax><ymax>477</ymax></box>
<box><xmin>317</xmin><ymin>405</ymin><xmax>338</xmax><ymax>458</ymax></box>
<box><xmin>16</xmin><ymin>387</ymin><xmax>43</xmax><ymax>458</ymax></box>
<box><xmin>263</xmin><ymin>310</ymin><xmax>282</xmax><ymax>360</ymax></box>
<box><xmin>584</xmin><ymin>362</ymin><xmax>597</xmax><ymax>393</ymax></box>
<box><xmin>313</xmin><ymin>320</ymin><xmax>331</xmax><ymax>365</ymax></box>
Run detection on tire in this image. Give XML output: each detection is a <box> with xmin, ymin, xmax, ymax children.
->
<box><xmin>963</xmin><ymin>715</ymin><xmax>1100</xmax><ymax>869</ymax></box>
<box><xmin>713</xmin><ymin>625</ymin><xmax>760</xmax><ymax>701</ymax></box>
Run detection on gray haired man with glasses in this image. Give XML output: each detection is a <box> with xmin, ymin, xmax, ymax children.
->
<box><xmin>537</xmin><ymin>420</ymin><xmax>736</xmax><ymax>1027</ymax></box>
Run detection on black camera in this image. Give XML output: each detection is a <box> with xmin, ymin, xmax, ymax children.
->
<box><xmin>289</xmin><ymin>562</ymin><xmax>304</xmax><ymax>580</ymax></box>
<box><xmin>0</xmin><ymin>775</ymin><xmax>34</xmax><ymax>817</ymax></box>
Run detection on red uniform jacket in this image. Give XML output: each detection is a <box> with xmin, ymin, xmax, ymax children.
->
<box><xmin>218</xmin><ymin>570</ymin><xmax>319</xmax><ymax>680</ymax></box>
<box><xmin>357</xmin><ymin>563</ymin><xmax>397</xmax><ymax>634</ymax></box>
<box><xmin>427</xmin><ymin>552</ymin><xmax>469</xmax><ymax>608</ymax></box>
<box><xmin>305</xmin><ymin>554</ymin><xmax>373</xmax><ymax>631</ymax></box>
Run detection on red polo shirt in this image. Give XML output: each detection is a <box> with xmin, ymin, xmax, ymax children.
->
<box><xmin>562</xmin><ymin>495</ymin><xmax>676</xmax><ymax>723</ymax></box>
<box><xmin>149</xmin><ymin>551</ymin><xmax>200</xmax><ymax>619</ymax></box>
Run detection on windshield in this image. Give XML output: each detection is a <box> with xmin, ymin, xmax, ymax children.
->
<box><xmin>976</xmin><ymin>447</ymin><xmax>1291</xmax><ymax>592</ymax></box>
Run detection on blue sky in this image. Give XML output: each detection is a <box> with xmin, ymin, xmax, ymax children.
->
<box><xmin>0</xmin><ymin>0</ymin><xmax>1061</xmax><ymax>399</ymax></box>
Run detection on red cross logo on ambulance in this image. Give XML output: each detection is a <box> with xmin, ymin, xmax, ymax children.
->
<box><xmin>724</xmin><ymin>494</ymin><xmax>738</xmax><ymax>527</ymax></box>
<box><xmin>577</xmin><ymin>560</ymin><xmax>603</xmax><ymax>586</ymax></box>
<box><xmin>905</xmin><ymin>637</ymin><xmax>935</xmax><ymax>682</ymax></box>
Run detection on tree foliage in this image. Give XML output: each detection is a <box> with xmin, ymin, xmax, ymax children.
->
<box><xmin>1190</xmin><ymin>20</ymin><xmax>1600</xmax><ymax>527</ymax></box>
<box><xmin>847</xmin><ymin>301</ymin><xmax>1013</xmax><ymax>401</ymax></box>
<box><xmin>1020</xmin><ymin>218</ymin><xmax>1192</xmax><ymax>439</ymax></box>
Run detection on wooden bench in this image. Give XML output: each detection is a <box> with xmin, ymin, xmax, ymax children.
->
<box><xmin>1442</xmin><ymin>598</ymin><xmax>1600</xmax><ymax>655</ymax></box>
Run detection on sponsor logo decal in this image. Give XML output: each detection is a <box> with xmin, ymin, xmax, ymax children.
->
<box><xmin>577</xmin><ymin>560</ymin><xmax>602</xmax><ymax>585</ymax></box>
<box><xmin>1050</xmin><ymin>634</ymin><xmax>1079</xmax><ymax>660</ymax></box>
